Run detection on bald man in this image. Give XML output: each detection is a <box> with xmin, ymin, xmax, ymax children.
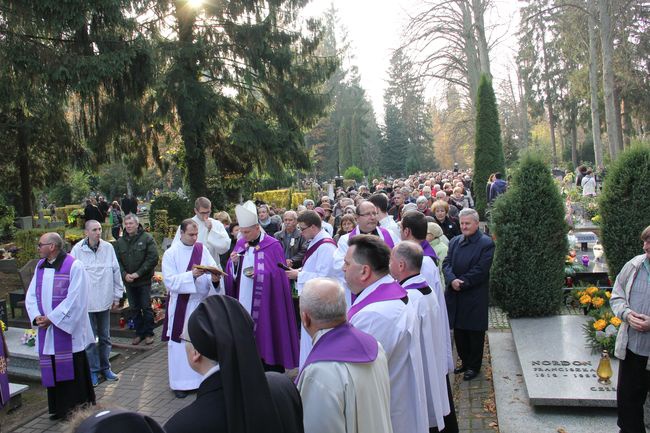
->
<box><xmin>25</xmin><ymin>232</ymin><xmax>95</xmax><ymax>420</ymax></box>
<box><xmin>297</xmin><ymin>278</ymin><xmax>392</xmax><ymax>433</ymax></box>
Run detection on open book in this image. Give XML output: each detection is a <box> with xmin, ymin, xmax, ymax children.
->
<box><xmin>192</xmin><ymin>265</ymin><xmax>227</xmax><ymax>276</ymax></box>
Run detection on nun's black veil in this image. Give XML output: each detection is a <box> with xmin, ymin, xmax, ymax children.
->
<box><xmin>188</xmin><ymin>295</ymin><xmax>284</xmax><ymax>433</ymax></box>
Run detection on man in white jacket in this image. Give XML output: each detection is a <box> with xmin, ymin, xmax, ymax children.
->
<box><xmin>71</xmin><ymin>220</ymin><xmax>124</xmax><ymax>387</ymax></box>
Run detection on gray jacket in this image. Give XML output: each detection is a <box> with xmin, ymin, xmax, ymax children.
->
<box><xmin>610</xmin><ymin>254</ymin><xmax>650</xmax><ymax>368</ymax></box>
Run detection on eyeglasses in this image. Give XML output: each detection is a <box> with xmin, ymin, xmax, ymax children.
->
<box><xmin>37</xmin><ymin>242</ymin><xmax>53</xmax><ymax>248</ymax></box>
<box><xmin>358</xmin><ymin>212</ymin><xmax>378</xmax><ymax>218</ymax></box>
<box><xmin>298</xmin><ymin>224</ymin><xmax>310</xmax><ymax>231</ymax></box>
<box><xmin>197</xmin><ymin>210</ymin><xmax>211</xmax><ymax>215</ymax></box>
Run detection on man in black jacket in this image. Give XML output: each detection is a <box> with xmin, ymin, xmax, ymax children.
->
<box><xmin>164</xmin><ymin>296</ymin><xmax>304</xmax><ymax>433</ymax></box>
<box><xmin>443</xmin><ymin>208</ymin><xmax>495</xmax><ymax>382</ymax></box>
<box><xmin>274</xmin><ymin>210</ymin><xmax>307</xmax><ymax>268</ymax></box>
<box><xmin>114</xmin><ymin>214</ymin><xmax>159</xmax><ymax>345</ymax></box>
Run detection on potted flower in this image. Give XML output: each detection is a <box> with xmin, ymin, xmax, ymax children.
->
<box><xmin>21</xmin><ymin>329</ymin><xmax>36</xmax><ymax>347</ymax></box>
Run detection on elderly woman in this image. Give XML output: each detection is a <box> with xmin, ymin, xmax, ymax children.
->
<box><xmin>427</xmin><ymin>222</ymin><xmax>449</xmax><ymax>286</ymax></box>
<box><xmin>416</xmin><ymin>196</ymin><xmax>433</xmax><ymax>216</ymax></box>
<box><xmin>449</xmin><ymin>187</ymin><xmax>466</xmax><ymax>211</ymax></box>
<box><xmin>610</xmin><ymin>225</ymin><xmax>650</xmax><ymax>433</ymax></box>
<box><xmin>432</xmin><ymin>200</ymin><xmax>460</xmax><ymax>240</ymax></box>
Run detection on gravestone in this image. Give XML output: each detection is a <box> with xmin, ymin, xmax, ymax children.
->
<box><xmin>511</xmin><ymin>315</ymin><xmax>618</xmax><ymax>407</ymax></box>
<box><xmin>161</xmin><ymin>237</ymin><xmax>173</xmax><ymax>251</ymax></box>
<box><xmin>575</xmin><ymin>231</ymin><xmax>599</xmax><ymax>251</ymax></box>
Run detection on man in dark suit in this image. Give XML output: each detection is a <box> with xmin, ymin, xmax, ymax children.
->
<box><xmin>443</xmin><ymin>208</ymin><xmax>495</xmax><ymax>381</ymax></box>
<box><xmin>274</xmin><ymin>210</ymin><xmax>307</xmax><ymax>268</ymax></box>
<box><xmin>164</xmin><ymin>296</ymin><xmax>303</xmax><ymax>433</ymax></box>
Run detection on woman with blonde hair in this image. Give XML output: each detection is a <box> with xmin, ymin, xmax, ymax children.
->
<box><xmin>432</xmin><ymin>200</ymin><xmax>460</xmax><ymax>240</ymax></box>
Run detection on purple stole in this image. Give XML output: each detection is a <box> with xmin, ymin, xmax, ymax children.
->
<box><xmin>230</xmin><ymin>236</ymin><xmax>275</xmax><ymax>331</ymax></box>
<box><xmin>302</xmin><ymin>237</ymin><xmax>337</xmax><ymax>266</ymax></box>
<box><xmin>0</xmin><ymin>328</ymin><xmax>9</xmax><ymax>408</ymax></box>
<box><xmin>349</xmin><ymin>226</ymin><xmax>395</xmax><ymax>249</ymax></box>
<box><xmin>348</xmin><ymin>281</ymin><xmax>407</xmax><ymax>320</ymax></box>
<box><xmin>420</xmin><ymin>240</ymin><xmax>439</xmax><ymax>261</ymax></box>
<box><xmin>297</xmin><ymin>322</ymin><xmax>378</xmax><ymax>381</ymax></box>
<box><xmin>162</xmin><ymin>242</ymin><xmax>203</xmax><ymax>343</ymax></box>
<box><xmin>403</xmin><ymin>279</ymin><xmax>433</xmax><ymax>296</ymax></box>
<box><xmin>35</xmin><ymin>254</ymin><xmax>75</xmax><ymax>387</ymax></box>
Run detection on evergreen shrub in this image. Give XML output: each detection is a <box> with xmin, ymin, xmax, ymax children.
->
<box><xmin>343</xmin><ymin>166</ymin><xmax>364</xmax><ymax>182</ymax></box>
<box><xmin>599</xmin><ymin>145</ymin><xmax>650</xmax><ymax>277</ymax></box>
<box><xmin>490</xmin><ymin>153</ymin><xmax>567</xmax><ymax>317</ymax></box>
<box><xmin>15</xmin><ymin>228</ymin><xmax>66</xmax><ymax>267</ymax></box>
<box><xmin>149</xmin><ymin>193</ymin><xmax>193</xmax><ymax>231</ymax></box>
<box><xmin>0</xmin><ymin>198</ymin><xmax>16</xmax><ymax>241</ymax></box>
<box><xmin>473</xmin><ymin>74</ymin><xmax>506</xmax><ymax>219</ymax></box>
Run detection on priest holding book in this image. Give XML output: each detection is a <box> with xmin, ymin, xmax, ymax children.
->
<box><xmin>161</xmin><ymin>219</ymin><xmax>221</xmax><ymax>398</ymax></box>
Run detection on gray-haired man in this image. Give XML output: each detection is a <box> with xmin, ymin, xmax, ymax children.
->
<box><xmin>114</xmin><ymin>214</ymin><xmax>159</xmax><ymax>345</ymax></box>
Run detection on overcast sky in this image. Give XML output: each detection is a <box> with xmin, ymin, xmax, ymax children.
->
<box><xmin>302</xmin><ymin>0</ymin><xmax>520</xmax><ymax>117</ymax></box>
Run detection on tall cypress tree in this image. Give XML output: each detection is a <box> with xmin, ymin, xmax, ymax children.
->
<box><xmin>490</xmin><ymin>153</ymin><xmax>567</xmax><ymax>317</ymax></box>
<box><xmin>474</xmin><ymin>74</ymin><xmax>506</xmax><ymax>219</ymax></box>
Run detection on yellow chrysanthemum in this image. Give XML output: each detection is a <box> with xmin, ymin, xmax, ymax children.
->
<box><xmin>592</xmin><ymin>297</ymin><xmax>605</xmax><ymax>308</ymax></box>
<box><xmin>593</xmin><ymin>319</ymin><xmax>607</xmax><ymax>331</ymax></box>
<box><xmin>605</xmin><ymin>291</ymin><xmax>611</xmax><ymax>299</ymax></box>
<box><xmin>580</xmin><ymin>295</ymin><xmax>592</xmax><ymax>305</ymax></box>
<box><xmin>610</xmin><ymin>317</ymin><xmax>622</xmax><ymax>327</ymax></box>
<box><xmin>587</xmin><ymin>287</ymin><xmax>599</xmax><ymax>295</ymax></box>
<box><xmin>577</xmin><ymin>290</ymin><xmax>585</xmax><ymax>297</ymax></box>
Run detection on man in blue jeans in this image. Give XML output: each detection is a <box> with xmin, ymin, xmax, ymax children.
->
<box><xmin>71</xmin><ymin>220</ymin><xmax>124</xmax><ymax>386</ymax></box>
<box><xmin>114</xmin><ymin>214</ymin><xmax>159</xmax><ymax>346</ymax></box>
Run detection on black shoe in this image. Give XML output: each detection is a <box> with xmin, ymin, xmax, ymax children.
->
<box><xmin>49</xmin><ymin>414</ymin><xmax>60</xmax><ymax>421</ymax></box>
<box><xmin>174</xmin><ymin>390</ymin><xmax>189</xmax><ymax>399</ymax></box>
<box><xmin>463</xmin><ymin>369</ymin><xmax>479</xmax><ymax>381</ymax></box>
<box><xmin>453</xmin><ymin>365</ymin><xmax>467</xmax><ymax>374</ymax></box>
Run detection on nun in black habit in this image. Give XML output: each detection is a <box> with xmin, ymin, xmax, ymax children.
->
<box><xmin>164</xmin><ymin>295</ymin><xmax>304</xmax><ymax>433</ymax></box>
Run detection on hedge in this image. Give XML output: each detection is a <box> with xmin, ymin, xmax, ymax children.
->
<box><xmin>490</xmin><ymin>153</ymin><xmax>567</xmax><ymax>317</ymax></box>
<box><xmin>599</xmin><ymin>145</ymin><xmax>650</xmax><ymax>277</ymax></box>
<box><xmin>252</xmin><ymin>189</ymin><xmax>308</xmax><ymax>210</ymax></box>
<box><xmin>15</xmin><ymin>228</ymin><xmax>66</xmax><ymax>267</ymax></box>
<box><xmin>149</xmin><ymin>193</ymin><xmax>193</xmax><ymax>231</ymax></box>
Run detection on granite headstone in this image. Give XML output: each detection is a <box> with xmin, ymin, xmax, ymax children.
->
<box><xmin>511</xmin><ymin>315</ymin><xmax>618</xmax><ymax>407</ymax></box>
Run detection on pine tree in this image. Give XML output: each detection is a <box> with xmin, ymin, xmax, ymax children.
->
<box><xmin>474</xmin><ymin>74</ymin><xmax>506</xmax><ymax>219</ymax></box>
<box><xmin>490</xmin><ymin>153</ymin><xmax>567</xmax><ymax>317</ymax></box>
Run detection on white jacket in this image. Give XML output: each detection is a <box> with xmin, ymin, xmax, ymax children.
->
<box><xmin>71</xmin><ymin>239</ymin><xmax>124</xmax><ymax>312</ymax></box>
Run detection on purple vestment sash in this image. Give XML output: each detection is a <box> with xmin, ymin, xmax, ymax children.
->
<box><xmin>403</xmin><ymin>279</ymin><xmax>433</xmax><ymax>296</ymax></box>
<box><xmin>420</xmin><ymin>240</ymin><xmax>439</xmax><ymax>261</ymax></box>
<box><xmin>35</xmin><ymin>254</ymin><xmax>75</xmax><ymax>387</ymax></box>
<box><xmin>162</xmin><ymin>242</ymin><xmax>203</xmax><ymax>343</ymax></box>
<box><xmin>302</xmin><ymin>237</ymin><xmax>337</xmax><ymax>266</ymax></box>
<box><xmin>347</xmin><ymin>281</ymin><xmax>407</xmax><ymax>320</ymax></box>
<box><xmin>297</xmin><ymin>322</ymin><xmax>378</xmax><ymax>381</ymax></box>
<box><xmin>349</xmin><ymin>226</ymin><xmax>395</xmax><ymax>249</ymax></box>
<box><xmin>0</xmin><ymin>328</ymin><xmax>9</xmax><ymax>408</ymax></box>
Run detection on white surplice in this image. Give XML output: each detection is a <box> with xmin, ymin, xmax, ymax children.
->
<box><xmin>348</xmin><ymin>275</ymin><xmax>429</xmax><ymax>433</ymax></box>
<box><xmin>173</xmin><ymin>215</ymin><xmax>230</xmax><ymax>266</ymax></box>
<box><xmin>297</xmin><ymin>328</ymin><xmax>393</xmax><ymax>433</ymax></box>
<box><xmin>296</xmin><ymin>229</ymin><xmax>339</xmax><ymax>367</ymax></box>
<box><xmin>333</xmin><ymin>227</ymin><xmax>399</xmax><ymax>306</ymax></box>
<box><xmin>25</xmin><ymin>259</ymin><xmax>95</xmax><ymax>355</ymax></box>
<box><xmin>421</xmin><ymin>255</ymin><xmax>454</xmax><ymax>373</ymax></box>
<box><xmin>379</xmin><ymin>214</ymin><xmax>401</xmax><ymax>242</ymax></box>
<box><xmin>162</xmin><ymin>241</ymin><xmax>220</xmax><ymax>390</ymax></box>
<box><xmin>402</xmin><ymin>274</ymin><xmax>450</xmax><ymax>429</ymax></box>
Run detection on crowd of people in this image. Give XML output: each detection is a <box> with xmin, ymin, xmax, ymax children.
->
<box><xmin>9</xmin><ymin>165</ymin><xmax>647</xmax><ymax>433</ymax></box>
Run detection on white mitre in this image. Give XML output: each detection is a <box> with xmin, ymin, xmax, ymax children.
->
<box><xmin>235</xmin><ymin>200</ymin><xmax>258</xmax><ymax>228</ymax></box>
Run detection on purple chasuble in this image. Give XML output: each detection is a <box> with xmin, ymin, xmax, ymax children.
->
<box><xmin>224</xmin><ymin>235</ymin><xmax>299</xmax><ymax>369</ymax></box>
<box><xmin>162</xmin><ymin>242</ymin><xmax>203</xmax><ymax>343</ymax></box>
<box><xmin>0</xmin><ymin>328</ymin><xmax>9</xmax><ymax>408</ymax></box>
<box><xmin>420</xmin><ymin>240</ymin><xmax>439</xmax><ymax>261</ymax></box>
<box><xmin>348</xmin><ymin>281</ymin><xmax>407</xmax><ymax>320</ymax></box>
<box><xmin>297</xmin><ymin>322</ymin><xmax>378</xmax><ymax>381</ymax></box>
<box><xmin>302</xmin><ymin>237</ymin><xmax>337</xmax><ymax>266</ymax></box>
<box><xmin>35</xmin><ymin>254</ymin><xmax>75</xmax><ymax>388</ymax></box>
<box><xmin>349</xmin><ymin>226</ymin><xmax>395</xmax><ymax>249</ymax></box>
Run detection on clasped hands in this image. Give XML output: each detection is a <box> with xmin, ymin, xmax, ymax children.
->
<box><xmin>628</xmin><ymin>311</ymin><xmax>650</xmax><ymax>332</ymax></box>
<box><xmin>451</xmin><ymin>279</ymin><xmax>464</xmax><ymax>291</ymax></box>
<box><xmin>34</xmin><ymin>315</ymin><xmax>52</xmax><ymax>328</ymax></box>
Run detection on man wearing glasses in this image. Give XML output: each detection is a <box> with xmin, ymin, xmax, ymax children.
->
<box><xmin>285</xmin><ymin>210</ymin><xmax>338</xmax><ymax>367</ymax></box>
<box><xmin>172</xmin><ymin>197</ymin><xmax>230</xmax><ymax>267</ymax></box>
<box><xmin>25</xmin><ymin>232</ymin><xmax>95</xmax><ymax>420</ymax></box>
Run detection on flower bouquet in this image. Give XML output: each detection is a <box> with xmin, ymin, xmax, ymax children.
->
<box><xmin>0</xmin><ymin>320</ymin><xmax>6</xmax><ymax>333</ymax></box>
<box><xmin>570</xmin><ymin>286</ymin><xmax>611</xmax><ymax>314</ymax></box>
<box><xmin>151</xmin><ymin>274</ymin><xmax>167</xmax><ymax>297</ymax></box>
<box><xmin>21</xmin><ymin>329</ymin><xmax>36</xmax><ymax>347</ymax></box>
<box><xmin>583</xmin><ymin>309</ymin><xmax>621</xmax><ymax>354</ymax></box>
